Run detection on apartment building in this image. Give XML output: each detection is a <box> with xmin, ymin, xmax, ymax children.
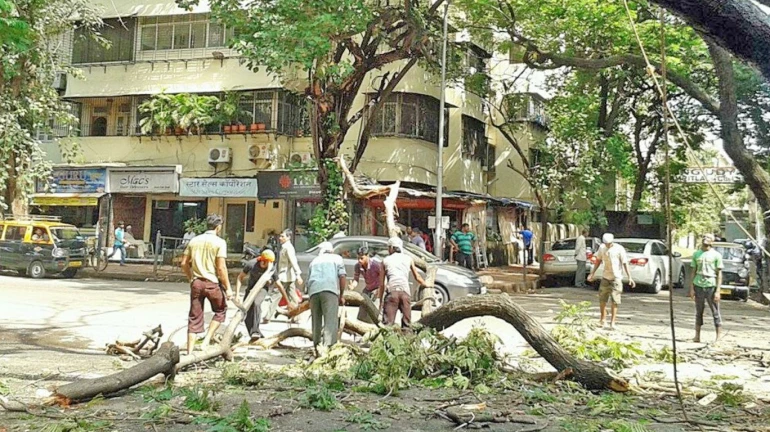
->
<box><xmin>36</xmin><ymin>0</ymin><xmax>544</xmax><ymax>256</ymax></box>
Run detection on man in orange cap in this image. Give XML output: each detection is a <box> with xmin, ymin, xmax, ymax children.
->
<box><xmin>235</xmin><ymin>248</ymin><xmax>294</xmax><ymax>342</ymax></box>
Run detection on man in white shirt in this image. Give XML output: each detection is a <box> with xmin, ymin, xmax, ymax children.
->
<box><xmin>587</xmin><ymin>233</ymin><xmax>636</xmax><ymax>329</ymax></box>
<box><xmin>278</xmin><ymin>229</ymin><xmax>303</xmax><ymax>307</ymax></box>
<box><xmin>574</xmin><ymin>229</ymin><xmax>588</xmax><ymax>288</ymax></box>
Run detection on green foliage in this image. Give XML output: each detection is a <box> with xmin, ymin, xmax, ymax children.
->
<box><xmin>142</xmin><ymin>404</ymin><xmax>172</xmax><ymax>420</ymax></box>
<box><xmin>0</xmin><ymin>379</ymin><xmax>8</xmax><ymax>395</ymax></box>
<box><xmin>586</xmin><ymin>393</ymin><xmax>632</xmax><ymax>415</ymax></box>
<box><xmin>552</xmin><ymin>301</ymin><xmax>643</xmax><ymax>371</ymax></box>
<box><xmin>309</xmin><ymin>159</ymin><xmax>348</xmax><ymax>245</ymax></box>
<box><xmin>40</xmin><ymin>420</ymin><xmax>113</xmax><ymax>432</ymax></box>
<box><xmin>181</xmin><ymin>385</ymin><xmax>221</xmax><ymax>412</ymax></box>
<box><xmin>716</xmin><ymin>382</ymin><xmax>751</xmax><ymax>407</ymax></box>
<box><xmin>138</xmin><ymin>383</ymin><xmax>175</xmax><ymax>402</ymax></box>
<box><xmin>194</xmin><ymin>400</ymin><xmax>270</xmax><ymax>432</ymax></box>
<box><xmin>138</xmin><ymin>92</ymin><xmax>220</xmax><ymax>134</ymax></box>
<box><xmin>300</xmin><ymin>382</ymin><xmax>340</xmax><ymax>411</ymax></box>
<box><xmin>345</xmin><ymin>410</ymin><xmax>391</xmax><ymax>431</ymax></box>
<box><xmin>184</xmin><ymin>217</ymin><xmax>209</xmax><ymax>235</ymax></box>
<box><xmin>0</xmin><ymin>0</ymin><xmax>31</xmax><ymax>52</ymax></box>
<box><xmin>561</xmin><ymin>418</ymin><xmax>651</xmax><ymax>432</ymax></box>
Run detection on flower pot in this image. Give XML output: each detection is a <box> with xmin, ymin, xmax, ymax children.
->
<box><xmin>224</xmin><ymin>125</ymin><xmax>232</xmax><ymax>134</ymax></box>
<box><xmin>238</xmin><ymin>124</ymin><xmax>247</xmax><ymax>133</ymax></box>
<box><xmin>257</xmin><ymin>123</ymin><xmax>266</xmax><ymax>131</ymax></box>
<box><xmin>250</xmin><ymin>123</ymin><xmax>259</xmax><ymax>133</ymax></box>
<box><xmin>175</xmin><ymin>127</ymin><xmax>184</xmax><ymax>135</ymax></box>
<box><xmin>165</xmin><ymin>127</ymin><xmax>173</xmax><ymax>136</ymax></box>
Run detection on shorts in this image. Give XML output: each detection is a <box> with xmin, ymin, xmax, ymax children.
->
<box><xmin>599</xmin><ymin>278</ymin><xmax>623</xmax><ymax>305</ymax></box>
<box><xmin>188</xmin><ymin>279</ymin><xmax>228</xmax><ymax>333</ymax></box>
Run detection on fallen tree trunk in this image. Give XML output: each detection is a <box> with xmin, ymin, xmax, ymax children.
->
<box><xmin>52</xmin><ymin>341</ymin><xmax>179</xmax><ymax>405</ymax></box>
<box><xmin>286</xmin><ymin>290</ymin><xmax>381</xmax><ymax>323</ymax></box>
<box><xmin>418</xmin><ymin>295</ymin><xmax>629</xmax><ymax>392</ymax></box>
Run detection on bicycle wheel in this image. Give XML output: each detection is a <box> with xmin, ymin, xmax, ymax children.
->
<box><xmin>95</xmin><ymin>248</ymin><xmax>109</xmax><ymax>272</ymax></box>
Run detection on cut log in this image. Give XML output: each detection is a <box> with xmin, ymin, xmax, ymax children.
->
<box><xmin>52</xmin><ymin>341</ymin><xmax>179</xmax><ymax>405</ymax></box>
<box><xmin>417</xmin><ymin>295</ymin><xmax>629</xmax><ymax>392</ymax></box>
<box><xmin>286</xmin><ymin>290</ymin><xmax>380</xmax><ymax>324</ymax></box>
<box><xmin>255</xmin><ymin>327</ymin><xmax>313</xmax><ymax>350</ymax></box>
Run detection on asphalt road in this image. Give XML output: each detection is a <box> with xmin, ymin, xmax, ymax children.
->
<box><xmin>1</xmin><ymin>274</ymin><xmax>769</xmax><ymax>394</ymax></box>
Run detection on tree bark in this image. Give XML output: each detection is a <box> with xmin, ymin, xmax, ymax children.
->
<box><xmin>418</xmin><ymin>295</ymin><xmax>629</xmax><ymax>392</ymax></box>
<box><xmin>53</xmin><ymin>342</ymin><xmax>179</xmax><ymax>405</ymax></box>
<box><xmin>650</xmin><ymin>0</ymin><xmax>770</xmax><ymax>82</ymax></box>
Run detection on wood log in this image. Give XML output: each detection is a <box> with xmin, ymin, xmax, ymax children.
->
<box><xmin>287</xmin><ymin>290</ymin><xmax>380</xmax><ymax>324</ymax></box>
<box><xmin>417</xmin><ymin>295</ymin><xmax>629</xmax><ymax>392</ymax></box>
<box><xmin>52</xmin><ymin>342</ymin><xmax>179</xmax><ymax>405</ymax></box>
<box><xmin>255</xmin><ymin>327</ymin><xmax>313</xmax><ymax>350</ymax></box>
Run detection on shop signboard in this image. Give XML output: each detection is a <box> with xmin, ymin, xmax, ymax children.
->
<box><xmin>37</xmin><ymin>168</ymin><xmax>107</xmax><ymax>194</ymax></box>
<box><xmin>31</xmin><ymin>196</ymin><xmax>99</xmax><ymax>206</ymax></box>
<box><xmin>679</xmin><ymin>167</ymin><xmax>744</xmax><ymax>184</ymax></box>
<box><xmin>179</xmin><ymin>178</ymin><xmax>258</xmax><ymax>198</ymax></box>
<box><xmin>108</xmin><ymin>169</ymin><xmax>179</xmax><ymax>193</ymax></box>
<box><xmin>257</xmin><ymin>170</ymin><xmax>321</xmax><ymax>200</ymax></box>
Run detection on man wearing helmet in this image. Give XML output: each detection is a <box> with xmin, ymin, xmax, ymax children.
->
<box><xmin>235</xmin><ymin>247</ymin><xmax>293</xmax><ymax>342</ymax></box>
<box><xmin>378</xmin><ymin>237</ymin><xmax>427</xmax><ymax>329</ymax></box>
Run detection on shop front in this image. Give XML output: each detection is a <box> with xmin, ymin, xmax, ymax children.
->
<box><xmin>257</xmin><ymin>170</ymin><xmax>321</xmax><ymax>252</ymax></box>
<box><xmin>107</xmin><ymin>166</ymin><xmax>180</xmax><ymax>254</ymax></box>
<box><xmin>31</xmin><ymin>167</ymin><xmax>107</xmax><ymax>234</ymax></box>
<box><xmin>179</xmin><ymin>177</ymin><xmax>278</xmax><ymax>253</ymax></box>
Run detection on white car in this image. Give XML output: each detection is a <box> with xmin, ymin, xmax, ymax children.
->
<box><xmin>590</xmin><ymin>238</ymin><xmax>685</xmax><ymax>293</ymax></box>
<box><xmin>543</xmin><ymin>237</ymin><xmax>601</xmax><ymax>281</ymax></box>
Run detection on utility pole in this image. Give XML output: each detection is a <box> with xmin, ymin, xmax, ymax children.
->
<box><xmin>435</xmin><ymin>0</ymin><xmax>449</xmax><ymax>259</ymax></box>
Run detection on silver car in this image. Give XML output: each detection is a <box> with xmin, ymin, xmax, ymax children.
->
<box><xmin>295</xmin><ymin>236</ymin><xmax>485</xmax><ymax>308</ymax></box>
<box><xmin>543</xmin><ymin>237</ymin><xmax>601</xmax><ymax>282</ymax></box>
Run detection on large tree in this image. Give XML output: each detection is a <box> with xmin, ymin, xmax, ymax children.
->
<box><xmin>0</xmin><ymin>0</ymin><xmax>100</xmax><ymax>215</ymax></box>
<box><xmin>179</xmin><ymin>0</ymin><xmax>445</xmax><ymax>241</ymax></box>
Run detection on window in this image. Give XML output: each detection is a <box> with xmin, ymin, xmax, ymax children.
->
<box><xmin>462</xmin><ymin>115</ymin><xmax>485</xmax><ymax>159</ymax></box>
<box><xmin>72</xmin><ymin>18</ymin><xmax>136</xmax><ymax>64</ymax></box>
<box><xmin>4</xmin><ymin>226</ymin><xmax>27</xmax><ymax>241</ymax></box>
<box><xmin>140</xmin><ymin>14</ymin><xmax>232</xmax><ymax>51</ymax></box>
<box><xmin>238</xmin><ymin>90</ymin><xmax>305</xmax><ymax>134</ymax></box>
<box><xmin>32</xmin><ymin>227</ymin><xmax>50</xmax><ymax>242</ymax></box>
<box><xmin>333</xmin><ymin>241</ymin><xmax>366</xmax><ymax>259</ymax></box>
<box><xmin>370</xmin><ymin>93</ymin><xmax>446</xmax><ymax>145</ymax></box>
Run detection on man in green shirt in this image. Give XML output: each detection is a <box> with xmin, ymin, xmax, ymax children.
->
<box><xmin>450</xmin><ymin>223</ymin><xmax>477</xmax><ymax>270</ymax></box>
<box><xmin>690</xmin><ymin>234</ymin><xmax>723</xmax><ymax>342</ymax></box>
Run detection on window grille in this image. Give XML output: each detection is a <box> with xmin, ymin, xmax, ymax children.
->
<box><xmin>370</xmin><ymin>92</ymin><xmax>445</xmax><ymax>145</ymax></box>
<box><xmin>139</xmin><ymin>14</ymin><xmax>232</xmax><ymax>52</ymax></box>
<box><xmin>72</xmin><ymin>18</ymin><xmax>135</xmax><ymax>64</ymax></box>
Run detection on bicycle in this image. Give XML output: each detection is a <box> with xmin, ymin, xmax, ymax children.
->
<box><xmin>85</xmin><ymin>237</ymin><xmax>109</xmax><ymax>272</ymax></box>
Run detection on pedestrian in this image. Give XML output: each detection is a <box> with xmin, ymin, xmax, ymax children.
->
<box><xmin>690</xmin><ymin>234</ymin><xmax>724</xmax><ymax>343</ymax></box>
<box><xmin>378</xmin><ymin>237</ymin><xmax>427</xmax><ymax>329</ymax></box>
<box><xmin>305</xmin><ymin>242</ymin><xmax>347</xmax><ymax>356</ymax></box>
<box><xmin>180</xmin><ymin>214</ymin><xmax>232</xmax><ymax>355</ymax></box>
<box><xmin>450</xmin><ymin>223</ymin><xmax>477</xmax><ymax>270</ymax></box>
<box><xmin>107</xmin><ymin>221</ymin><xmax>128</xmax><ymax>266</ymax></box>
<box><xmin>235</xmin><ymin>248</ymin><xmax>294</xmax><ymax>343</ymax></box>
<box><xmin>277</xmin><ymin>229</ymin><xmax>304</xmax><ymax>312</ymax></box>
<box><xmin>520</xmin><ymin>226</ymin><xmax>534</xmax><ymax>266</ymax></box>
<box><xmin>587</xmin><ymin>233</ymin><xmax>635</xmax><ymax>329</ymax></box>
<box><xmin>410</xmin><ymin>228</ymin><xmax>427</xmax><ymax>250</ymax></box>
<box><xmin>332</xmin><ymin>224</ymin><xmax>348</xmax><ymax>239</ymax></box>
<box><xmin>420</xmin><ymin>229</ymin><xmax>433</xmax><ymax>253</ymax></box>
<box><xmin>574</xmin><ymin>229</ymin><xmax>589</xmax><ymax>288</ymax></box>
<box><xmin>182</xmin><ymin>227</ymin><xmax>196</xmax><ymax>247</ymax></box>
<box><xmin>351</xmin><ymin>247</ymin><xmax>383</xmax><ymax>323</ymax></box>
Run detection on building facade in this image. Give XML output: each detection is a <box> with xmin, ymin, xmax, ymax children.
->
<box><xmin>38</xmin><ymin>0</ymin><xmax>546</xmax><ymax>257</ymax></box>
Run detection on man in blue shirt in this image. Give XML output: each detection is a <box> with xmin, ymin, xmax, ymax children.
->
<box><xmin>107</xmin><ymin>221</ymin><xmax>128</xmax><ymax>266</ymax></box>
<box><xmin>305</xmin><ymin>242</ymin><xmax>347</xmax><ymax>355</ymax></box>
<box><xmin>520</xmin><ymin>227</ymin><xmax>534</xmax><ymax>266</ymax></box>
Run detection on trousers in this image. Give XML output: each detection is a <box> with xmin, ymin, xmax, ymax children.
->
<box><xmin>309</xmin><ymin>291</ymin><xmax>339</xmax><ymax>348</ymax></box>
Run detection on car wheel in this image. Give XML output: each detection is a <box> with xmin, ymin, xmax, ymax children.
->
<box><xmin>674</xmin><ymin>267</ymin><xmax>685</xmax><ymax>289</ymax></box>
<box><xmin>28</xmin><ymin>261</ymin><xmax>46</xmax><ymax>279</ymax></box>
<box><xmin>432</xmin><ymin>284</ymin><xmax>450</xmax><ymax>309</ymax></box>
<box><xmin>61</xmin><ymin>268</ymin><xmax>78</xmax><ymax>279</ymax></box>
<box><xmin>649</xmin><ymin>271</ymin><xmax>662</xmax><ymax>294</ymax></box>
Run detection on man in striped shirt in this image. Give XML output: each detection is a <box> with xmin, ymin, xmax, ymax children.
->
<box><xmin>450</xmin><ymin>223</ymin><xmax>477</xmax><ymax>270</ymax></box>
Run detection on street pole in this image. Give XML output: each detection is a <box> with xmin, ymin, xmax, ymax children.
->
<box><xmin>435</xmin><ymin>0</ymin><xmax>449</xmax><ymax>259</ymax></box>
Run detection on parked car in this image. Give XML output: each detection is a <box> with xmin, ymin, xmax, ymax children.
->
<box><xmin>712</xmin><ymin>241</ymin><xmax>751</xmax><ymax>301</ymax></box>
<box><xmin>295</xmin><ymin>236</ymin><xmax>486</xmax><ymax>308</ymax></box>
<box><xmin>0</xmin><ymin>216</ymin><xmax>87</xmax><ymax>279</ymax></box>
<box><xmin>590</xmin><ymin>238</ymin><xmax>685</xmax><ymax>293</ymax></box>
<box><xmin>543</xmin><ymin>237</ymin><xmax>601</xmax><ymax>283</ymax></box>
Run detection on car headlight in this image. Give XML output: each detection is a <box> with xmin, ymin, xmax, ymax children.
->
<box><xmin>738</xmin><ymin>268</ymin><xmax>749</xmax><ymax>278</ymax></box>
<box><xmin>52</xmin><ymin>248</ymin><xmax>68</xmax><ymax>258</ymax></box>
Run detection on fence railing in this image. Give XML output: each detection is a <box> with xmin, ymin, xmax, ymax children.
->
<box><xmin>153</xmin><ymin>231</ymin><xmax>186</xmax><ymax>276</ymax></box>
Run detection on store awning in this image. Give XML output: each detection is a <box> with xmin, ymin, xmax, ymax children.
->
<box><xmin>31</xmin><ymin>193</ymin><xmax>104</xmax><ymax>207</ymax></box>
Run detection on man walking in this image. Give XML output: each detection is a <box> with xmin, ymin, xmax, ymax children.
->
<box><xmin>410</xmin><ymin>228</ymin><xmax>427</xmax><ymax>250</ymax></box>
<box><xmin>305</xmin><ymin>242</ymin><xmax>347</xmax><ymax>356</ymax></box>
<box><xmin>587</xmin><ymin>233</ymin><xmax>635</xmax><ymax>329</ymax></box>
<box><xmin>378</xmin><ymin>237</ymin><xmax>427</xmax><ymax>329</ymax></box>
<box><xmin>520</xmin><ymin>226</ymin><xmax>534</xmax><ymax>266</ymax></box>
<box><xmin>235</xmin><ymin>248</ymin><xmax>294</xmax><ymax>343</ymax></box>
<box><xmin>278</xmin><ymin>229</ymin><xmax>304</xmax><ymax>309</ymax></box>
<box><xmin>575</xmin><ymin>229</ymin><xmax>589</xmax><ymax>288</ymax></box>
<box><xmin>352</xmin><ymin>247</ymin><xmax>382</xmax><ymax>323</ymax></box>
<box><xmin>180</xmin><ymin>214</ymin><xmax>231</xmax><ymax>355</ymax></box>
<box><xmin>690</xmin><ymin>234</ymin><xmax>724</xmax><ymax>342</ymax></box>
<box><xmin>107</xmin><ymin>221</ymin><xmax>128</xmax><ymax>266</ymax></box>
<box><xmin>450</xmin><ymin>223</ymin><xmax>477</xmax><ymax>270</ymax></box>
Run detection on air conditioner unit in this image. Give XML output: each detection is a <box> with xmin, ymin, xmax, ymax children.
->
<box><xmin>288</xmin><ymin>152</ymin><xmax>313</xmax><ymax>165</ymax></box>
<box><xmin>208</xmin><ymin>147</ymin><xmax>232</xmax><ymax>164</ymax></box>
<box><xmin>248</xmin><ymin>144</ymin><xmax>272</xmax><ymax>161</ymax></box>
<box><xmin>53</xmin><ymin>72</ymin><xmax>67</xmax><ymax>91</ymax></box>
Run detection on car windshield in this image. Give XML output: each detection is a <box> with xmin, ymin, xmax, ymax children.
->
<box><xmin>403</xmin><ymin>242</ymin><xmax>440</xmax><ymax>263</ymax></box>
<box><xmin>714</xmin><ymin>246</ymin><xmax>744</xmax><ymax>261</ymax></box>
<box><xmin>50</xmin><ymin>227</ymin><xmax>81</xmax><ymax>241</ymax></box>
<box><xmin>551</xmin><ymin>239</ymin><xmax>576</xmax><ymax>251</ymax></box>
<box><xmin>617</xmin><ymin>242</ymin><xmax>647</xmax><ymax>254</ymax></box>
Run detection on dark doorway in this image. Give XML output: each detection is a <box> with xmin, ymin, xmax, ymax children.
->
<box><xmin>150</xmin><ymin>200</ymin><xmax>206</xmax><ymax>245</ymax></box>
<box><xmin>91</xmin><ymin>117</ymin><xmax>108</xmax><ymax>136</ymax></box>
<box><xmin>226</xmin><ymin>204</ymin><xmax>246</xmax><ymax>253</ymax></box>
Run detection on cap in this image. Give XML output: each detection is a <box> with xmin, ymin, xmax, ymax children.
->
<box><xmin>318</xmin><ymin>242</ymin><xmax>334</xmax><ymax>254</ymax></box>
<box><xmin>388</xmin><ymin>237</ymin><xmax>403</xmax><ymax>249</ymax></box>
<box><xmin>258</xmin><ymin>249</ymin><xmax>276</xmax><ymax>262</ymax></box>
<box><xmin>602</xmin><ymin>233</ymin><xmax>614</xmax><ymax>244</ymax></box>
<box><xmin>702</xmin><ymin>234</ymin><xmax>715</xmax><ymax>245</ymax></box>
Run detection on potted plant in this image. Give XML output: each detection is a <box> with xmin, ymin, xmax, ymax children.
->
<box><xmin>237</xmin><ymin>123</ymin><xmax>247</xmax><ymax>133</ymax></box>
<box><xmin>250</xmin><ymin>123</ymin><xmax>259</xmax><ymax>133</ymax></box>
<box><xmin>138</xmin><ymin>92</ymin><xmax>175</xmax><ymax>136</ymax></box>
<box><xmin>257</xmin><ymin>123</ymin><xmax>266</xmax><ymax>131</ymax></box>
<box><xmin>215</xmin><ymin>92</ymin><xmax>243</xmax><ymax>134</ymax></box>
